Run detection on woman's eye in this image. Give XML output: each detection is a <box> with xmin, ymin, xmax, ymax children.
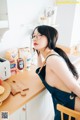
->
<box><xmin>32</xmin><ymin>36</ymin><xmax>35</xmax><ymax>38</ymax></box>
<box><xmin>39</xmin><ymin>34</ymin><xmax>42</xmax><ymax>36</ymax></box>
<box><xmin>32</xmin><ymin>34</ymin><xmax>43</xmax><ymax>39</ymax></box>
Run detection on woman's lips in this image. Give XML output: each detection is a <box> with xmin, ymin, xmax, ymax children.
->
<box><xmin>34</xmin><ymin>43</ymin><xmax>38</xmax><ymax>46</ymax></box>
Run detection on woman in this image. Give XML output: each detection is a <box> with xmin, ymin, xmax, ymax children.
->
<box><xmin>31</xmin><ymin>25</ymin><xmax>80</xmax><ymax>120</ymax></box>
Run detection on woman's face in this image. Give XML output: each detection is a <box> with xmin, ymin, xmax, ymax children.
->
<box><xmin>32</xmin><ymin>29</ymin><xmax>48</xmax><ymax>50</ymax></box>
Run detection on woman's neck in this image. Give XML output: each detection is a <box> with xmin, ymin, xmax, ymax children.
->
<box><xmin>40</xmin><ymin>48</ymin><xmax>54</xmax><ymax>59</ymax></box>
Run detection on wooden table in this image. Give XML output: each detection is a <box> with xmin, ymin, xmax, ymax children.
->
<box><xmin>0</xmin><ymin>65</ymin><xmax>45</xmax><ymax>114</ymax></box>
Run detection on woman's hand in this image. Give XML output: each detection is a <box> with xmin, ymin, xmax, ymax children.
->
<box><xmin>33</xmin><ymin>48</ymin><xmax>42</xmax><ymax>67</ymax></box>
<box><xmin>36</xmin><ymin>50</ymin><xmax>40</xmax><ymax>56</ymax></box>
<box><xmin>33</xmin><ymin>48</ymin><xmax>40</xmax><ymax>56</ymax></box>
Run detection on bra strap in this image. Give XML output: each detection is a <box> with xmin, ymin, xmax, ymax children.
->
<box><xmin>45</xmin><ymin>54</ymin><xmax>59</xmax><ymax>62</ymax></box>
<box><xmin>38</xmin><ymin>54</ymin><xmax>59</xmax><ymax>74</ymax></box>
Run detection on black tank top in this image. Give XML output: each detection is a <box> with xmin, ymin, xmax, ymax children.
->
<box><xmin>36</xmin><ymin>54</ymin><xmax>76</xmax><ymax>120</ymax></box>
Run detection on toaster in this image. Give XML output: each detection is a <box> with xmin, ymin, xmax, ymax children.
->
<box><xmin>0</xmin><ymin>57</ymin><xmax>11</xmax><ymax>80</ymax></box>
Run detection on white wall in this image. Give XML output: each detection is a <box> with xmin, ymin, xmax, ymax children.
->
<box><xmin>1</xmin><ymin>0</ymin><xmax>80</xmax><ymax>57</ymax></box>
<box><xmin>0</xmin><ymin>0</ymin><xmax>55</xmax><ymax>57</ymax></box>
<box><xmin>7</xmin><ymin>0</ymin><xmax>54</xmax><ymax>28</ymax></box>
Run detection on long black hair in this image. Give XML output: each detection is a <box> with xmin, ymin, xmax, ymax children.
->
<box><xmin>32</xmin><ymin>25</ymin><xmax>79</xmax><ymax>79</ymax></box>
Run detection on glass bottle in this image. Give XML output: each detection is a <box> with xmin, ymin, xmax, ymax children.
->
<box><xmin>17</xmin><ymin>58</ymin><xmax>24</xmax><ymax>71</ymax></box>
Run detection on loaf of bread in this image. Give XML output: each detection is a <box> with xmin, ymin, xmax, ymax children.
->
<box><xmin>0</xmin><ymin>86</ymin><xmax>5</xmax><ymax>95</ymax></box>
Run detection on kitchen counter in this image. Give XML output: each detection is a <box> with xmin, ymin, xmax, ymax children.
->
<box><xmin>0</xmin><ymin>65</ymin><xmax>45</xmax><ymax>114</ymax></box>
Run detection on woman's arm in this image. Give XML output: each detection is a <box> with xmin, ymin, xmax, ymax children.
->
<box><xmin>46</xmin><ymin>55</ymin><xmax>80</xmax><ymax>98</ymax></box>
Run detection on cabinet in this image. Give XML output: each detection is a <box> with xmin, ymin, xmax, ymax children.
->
<box><xmin>9</xmin><ymin>105</ymin><xmax>26</xmax><ymax>120</ymax></box>
<box><xmin>0</xmin><ymin>0</ymin><xmax>8</xmax><ymax>28</ymax></box>
<box><xmin>26</xmin><ymin>89</ymin><xmax>53</xmax><ymax>120</ymax></box>
<box><xmin>56</xmin><ymin>4</ymin><xmax>80</xmax><ymax>48</ymax></box>
<box><xmin>0</xmin><ymin>0</ymin><xmax>9</xmax><ymax>42</ymax></box>
<box><xmin>9</xmin><ymin>89</ymin><xmax>54</xmax><ymax>120</ymax></box>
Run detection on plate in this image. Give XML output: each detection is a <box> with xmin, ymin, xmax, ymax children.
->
<box><xmin>0</xmin><ymin>81</ymin><xmax>11</xmax><ymax>105</ymax></box>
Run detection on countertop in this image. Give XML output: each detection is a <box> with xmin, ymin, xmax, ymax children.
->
<box><xmin>0</xmin><ymin>65</ymin><xmax>45</xmax><ymax>114</ymax></box>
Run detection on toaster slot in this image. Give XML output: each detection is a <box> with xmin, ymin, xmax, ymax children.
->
<box><xmin>4</xmin><ymin>67</ymin><xmax>7</xmax><ymax>76</ymax></box>
<box><xmin>0</xmin><ymin>58</ymin><xmax>6</xmax><ymax>62</ymax></box>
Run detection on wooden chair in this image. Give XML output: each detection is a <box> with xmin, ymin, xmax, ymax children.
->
<box><xmin>57</xmin><ymin>104</ymin><xmax>80</xmax><ymax>120</ymax></box>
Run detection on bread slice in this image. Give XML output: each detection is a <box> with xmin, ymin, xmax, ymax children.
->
<box><xmin>0</xmin><ymin>86</ymin><xmax>5</xmax><ymax>95</ymax></box>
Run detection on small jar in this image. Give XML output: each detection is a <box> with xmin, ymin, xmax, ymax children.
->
<box><xmin>17</xmin><ymin>58</ymin><xmax>24</xmax><ymax>71</ymax></box>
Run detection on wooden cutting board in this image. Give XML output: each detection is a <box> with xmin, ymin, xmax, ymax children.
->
<box><xmin>9</xmin><ymin>80</ymin><xmax>29</xmax><ymax>96</ymax></box>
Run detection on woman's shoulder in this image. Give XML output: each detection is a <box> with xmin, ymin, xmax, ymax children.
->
<box><xmin>46</xmin><ymin>53</ymin><xmax>61</xmax><ymax>62</ymax></box>
<box><xmin>46</xmin><ymin>53</ymin><xmax>65</xmax><ymax>67</ymax></box>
